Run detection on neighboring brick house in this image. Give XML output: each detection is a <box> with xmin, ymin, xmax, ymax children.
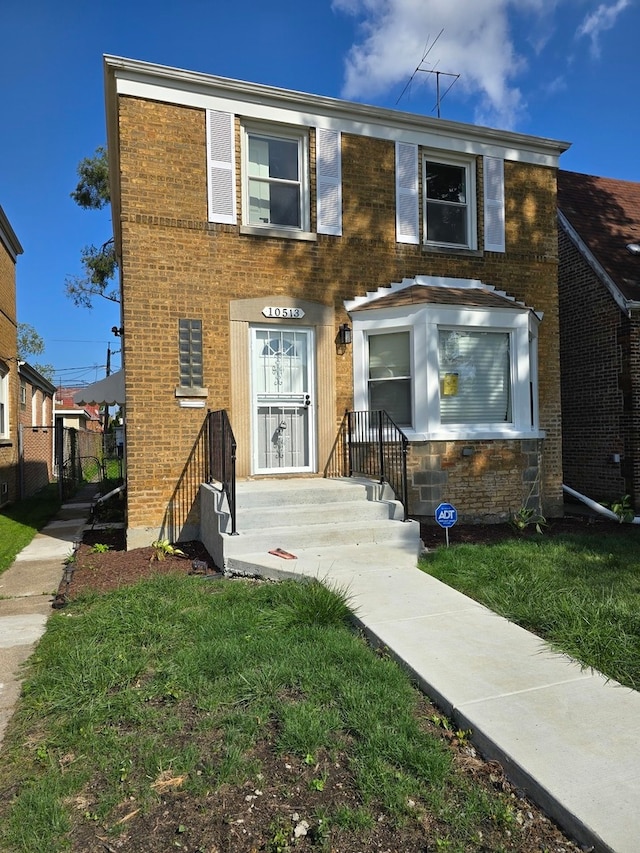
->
<box><xmin>104</xmin><ymin>55</ymin><xmax>569</xmax><ymax>548</ymax></box>
<box><xmin>558</xmin><ymin>170</ymin><xmax>640</xmax><ymax>508</ymax></box>
<box><xmin>0</xmin><ymin>206</ymin><xmax>22</xmax><ymax>507</ymax></box>
<box><xmin>18</xmin><ymin>361</ymin><xmax>55</xmax><ymax>498</ymax></box>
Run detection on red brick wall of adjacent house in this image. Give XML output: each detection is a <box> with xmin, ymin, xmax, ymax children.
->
<box><xmin>0</xmin><ymin>237</ymin><xmax>19</xmax><ymax>505</ymax></box>
<box><xmin>117</xmin><ymin>96</ymin><xmax>563</xmax><ymax>540</ymax></box>
<box><xmin>557</xmin><ymin>226</ymin><xmax>636</xmax><ymax>505</ymax></box>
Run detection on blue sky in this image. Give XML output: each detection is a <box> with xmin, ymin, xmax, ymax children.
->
<box><xmin>1</xmin><ymin>0</ymin><xmax>638</xmax><ymax>386</ymax></box>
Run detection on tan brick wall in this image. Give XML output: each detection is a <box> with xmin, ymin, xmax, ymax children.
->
<box><xmin>0</xmin><ymin>237</ymin><xmax>18</xmax><ymax>504</ymax></box>
<box><xmin>117</xmin><ymin>96</ymin><xmax>563</xmax><ymax>541</ymax></box>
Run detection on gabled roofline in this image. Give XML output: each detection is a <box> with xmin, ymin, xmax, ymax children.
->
<box><xmin>18</xmin><ymin>361</ymin><xmax>56</xmax><ymax>395</ymax></box>
<box><xmin>558</xmin><ymin>209</ymin><xmax>640</xmax><ymax>316</ymax></box>
<box><xmin>0</xmin><ymin>205</ymin><xmax>23</xmax><ymax>261</ymax></box>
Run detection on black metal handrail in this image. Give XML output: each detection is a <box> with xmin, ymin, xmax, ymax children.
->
<box><xmin>207</xmin><ymin>409</ymin><xmax>238</xmax><ymax>535</ymax></box>
<box><xmin>326</xmin><ymin>410</ymin><xmax>409</xmax><ymax>520</ymax></box>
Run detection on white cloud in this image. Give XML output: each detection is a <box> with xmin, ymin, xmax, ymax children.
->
<box><xmin>331</xmin><ymin>0</ymin><xmax>630</xmax><ymax>128</ymax></box>
<box><xmin>576</xmin><ymin>0</ymin><xmax>631</xmax><ymax>58</ymax></box>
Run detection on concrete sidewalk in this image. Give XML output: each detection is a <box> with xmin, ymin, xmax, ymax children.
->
<box><xmin>236</xmin><ymin>540</ymin><xmax>640</xmax><ymax>853</ymax></box>
<box><xmin>0</xmin><ymin>486</ymin><xmax>97</xmax><ymax>747</ymax></box>
<box><xmin>1</xmin><ymin>496</ymin><xmax>639</xmax><ymax>852</ymax></box>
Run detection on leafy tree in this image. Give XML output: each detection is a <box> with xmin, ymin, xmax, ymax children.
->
<box><xmin>17</xmin><ymin>323</ymin><xmax>54</xmax><ymax>381</ymax></box>
<box><xmin>65</xmin><ymin>146</ymin><xmax>120</xmax><ymax>308</ymax></box>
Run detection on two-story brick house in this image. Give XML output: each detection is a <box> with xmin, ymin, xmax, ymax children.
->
<box><xmin>0</xmin><ymin>206</ymin><xmax>22</xmax><ymax>507</ymax></box>
<box><xmin>104</xmin><ymin>56</ymin><xmax>569</xmax><ymax>549</ymax></box>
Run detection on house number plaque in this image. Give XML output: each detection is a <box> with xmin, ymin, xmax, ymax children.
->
<box><xmin>262</xmin><ymin>307</ymin><xmax>305</xmax><ymax>319</ymax></box>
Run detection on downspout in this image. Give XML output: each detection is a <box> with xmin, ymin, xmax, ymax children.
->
<box><xmin>562</xmin><ymin>484</ymin><xmax>640</xmax><ymax>524</ymax></box>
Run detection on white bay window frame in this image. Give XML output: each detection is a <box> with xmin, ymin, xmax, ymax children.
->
<box><xmin>241</xmin><ymin>121</ymin><xmax>310</xmax><ymax>237</ymax></box>
<box><xmin>352</xmin><ymin>303</ymin><xmax>541</xmax><ymax>441</ymax></box>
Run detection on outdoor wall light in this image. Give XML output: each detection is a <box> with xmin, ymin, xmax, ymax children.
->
<box><xmin>338</xmin><ymin>323</ymin><xmax>352</xmax><ymax>346</ymax></box>
<box><xmin>112</xmin><ymin>326</ymin><xmax>124</xmax><ymax>337</ymax></box>
<box><xmin>626</xmin><ymin>243</ymin><xmax>640</xmax><ymax>256</ymax></box>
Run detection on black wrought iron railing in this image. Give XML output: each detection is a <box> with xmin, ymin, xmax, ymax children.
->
<box><xmin>207</xmin><ymin>409</ymin><xmax>238</xmax><ymax>535</ymax></box>
<box><xmin>325</xmin><ymin>410</ymin><xmax>410</xmax><ymax>520</ymax></box>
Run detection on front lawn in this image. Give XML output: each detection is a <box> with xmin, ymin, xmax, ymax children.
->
<box><xmin>420</xmin><ymin>527</ymin><xmax>640</xmax><ymax>690</ymax></box>
<box><xmin>0</xmin><ymin>484</ymin><xmax>61</xmax><ymax>574</ymax></box>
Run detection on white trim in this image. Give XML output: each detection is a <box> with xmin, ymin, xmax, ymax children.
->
<box><xmin>396</xmin><ymin>142</ymin><xmax>419</xmax><ymax>244</ymax></box>
<box><xmin>105</xmin><ymin>56</ymin><xmax>570</xmax><ymax>168</ymax></box>
<box><xmin>316</xmin><ymin>128</ymin><xmax>342</xmax><ymax>236</ymax></box>
<box><xmin>423</xmin><ymin>151</ymin><xmax>477</xmax><ymax>250</ymax></box>
<box><xmin>352</xmin><ymin>289</ymin><xmax>541</xmax><ymax>441</ymax></box>
<box><xmin>241</xmin><ymin>121</ymin><xmax>310</xmax><ymax>234</ymax></box>
<box><xmin>483</xmin><ymin>156</ymin><xmax>505</xmax><ymax>253</ymax></box>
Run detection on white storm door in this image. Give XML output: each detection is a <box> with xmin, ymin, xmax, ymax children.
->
<box><xmin>251</xmin><ymin>327</ymin><xmax>315</xmax><ymax>473</ymax></box>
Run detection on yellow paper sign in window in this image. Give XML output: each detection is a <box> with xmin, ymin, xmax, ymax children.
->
<box><xmin>442</xmin><ymin>372</ymin><xmax>459</xmax><ymax>396</ymax></box>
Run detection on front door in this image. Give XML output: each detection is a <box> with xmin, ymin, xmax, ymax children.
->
<box><xmin>251</xmin><ymin>327</ymin><xmax>315</xmax><ymax>473</ymax></box>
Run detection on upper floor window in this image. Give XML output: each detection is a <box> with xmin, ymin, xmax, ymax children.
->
<box><xmin>242</xmin><ymin>125</ymin><xmax>309</xmax><ymax>233</ymax></box>
<box><xmin>20</xmin><ymin>380</ymin><xmax>26</xmax><ymax>408</ymax></box>
<box><xmin>423</xmin><ymin>156</ymin><xmax>476</xmax><ymax>249</ymax></box>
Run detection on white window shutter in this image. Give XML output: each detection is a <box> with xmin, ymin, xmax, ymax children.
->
<box><xmin>316</xmin><ymin>128</ymin><xmax>342</xmax><ymax>236</ymax></box>
<box><xmin>206</xmin><ymin>110</ymin><xmax>236</xmax><ymax>225</ymax></box>
<box><xmin>483</xmin><ymin>156</ymin><xmax>505</xmax><ymax>252</ymax></box>
<box><xmin>396</xmin><ymin>142</ymin><xmax>419</xmax><ymax>244</ymax></box>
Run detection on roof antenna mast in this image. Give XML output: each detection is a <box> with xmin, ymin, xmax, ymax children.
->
<box><xmin>396</xmin><ymin>29</ymin><xmax>460</xmax><ymax>118</ymax></box>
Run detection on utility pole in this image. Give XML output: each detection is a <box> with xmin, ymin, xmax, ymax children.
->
<box><xmin>103</xmin><ymin>344</ymin><xmax>111</xmax><ymax>433</ymax></box>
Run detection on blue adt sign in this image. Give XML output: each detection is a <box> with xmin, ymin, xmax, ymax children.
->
<box><xmin>435</xmin><ymin>502</ymin><xmax>458</xmax><ymax>528</ymax></box>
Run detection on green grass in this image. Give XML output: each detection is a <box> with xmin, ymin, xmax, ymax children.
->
<box><xmin>0</xmin><ymin>576</ymin><xmax>527</xmax><ymax>852</ymax></box>
<box><xmin>0</xmin><ymin>484</ymin><xmax>61</xmax><ymax>574</ymax></box>
<box><xmin>420</xmin><ymin>528</ymin><xmax>640</xmax><ymax>690</ymax></box>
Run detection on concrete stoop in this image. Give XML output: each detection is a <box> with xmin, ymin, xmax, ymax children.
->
<box><xmin>200</xmin><ymin>477</ymin><xmax>421</xmax><ymax>574</ymax></box>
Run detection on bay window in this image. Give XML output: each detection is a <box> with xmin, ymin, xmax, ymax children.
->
<box><xmin>350</xmin><ymin>278</ymin><xmax>541</xmax><ymax>441</ymax></box>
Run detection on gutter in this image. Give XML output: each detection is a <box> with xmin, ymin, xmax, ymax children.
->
<box><xmin>562</xmin><ymin>484</ymin><xmax>640</xmax><ymax>524</ymax></box>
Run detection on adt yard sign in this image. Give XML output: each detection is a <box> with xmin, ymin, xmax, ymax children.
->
<box><xmin>435</xmin><ymin>503</ymin><xmax>458</xmax><ymax>528</ymax></box>
<box><xmin>435</xmin><ymin>502</ymin><xmax>457</xmax><ymax>546</ymax></box>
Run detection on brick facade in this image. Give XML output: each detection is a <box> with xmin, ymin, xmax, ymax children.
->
<box><xmin>18</xmin><ymin>363</ymin><xmax>55</xmax><ymax>499</ymax></box>
<box><xmin>0</xmin><ymin>207</ymin><xmax>22</xmax><ymax>506</ymax></box>
<box><xmin>558</xmin><ymin>226</ymin><xmax>640</xmax><ymax>505</ymax></box>
<box><xmin>106</xmin><ymin>60</ymin><xmax>567</xmax><ymax>546</ymax></box>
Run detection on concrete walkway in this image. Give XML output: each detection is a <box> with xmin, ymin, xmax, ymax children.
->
<box><xmin>235</xmin><ymin>539</ymin><xmax>640</xmax><ymax>853</ymax></box>
<box><xmin>0</xmin><ymin>486</ymin><xmax>97</xmax><ymax>746</ymax></box>
<box><xmin>1</xmin><ymin>494</ymin><xmax>639</xmax><ymax>852</ymax></box>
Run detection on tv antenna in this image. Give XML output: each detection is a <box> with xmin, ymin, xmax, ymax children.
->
<box><xmin>396</xmin><ymin>29</ymin><xmax>460</xmax><ymax>118</ymax></box>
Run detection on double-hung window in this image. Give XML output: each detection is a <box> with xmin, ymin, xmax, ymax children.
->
<box><xmin>367</xmin><ymin>332</ymin><xmax>412</xmax><ymax>427</ymax></box>
<box><xmin>243</xmin><ymin>125</ymin><xmax>309</xmax><ymax>233</ymax></box>
<box><xmin>423</xmin><ymin>155</ymin><xmax>476</xmax><ymax>249</ymax></box>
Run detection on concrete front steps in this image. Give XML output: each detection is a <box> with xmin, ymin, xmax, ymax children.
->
<box><xmin>200</xmin><ymin>477</ymin><xmax>421</xmax><ymax>575</ymax></box>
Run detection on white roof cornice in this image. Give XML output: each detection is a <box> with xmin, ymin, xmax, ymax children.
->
<box><xmin>103</xmin><ymin>55</ymin><xmax>570</xmax><ymax>166</ymax></box>
<box><xmin>0</xmin><ymin>205</ymin><xmax>23</xmax><ymax>262</ymax></box>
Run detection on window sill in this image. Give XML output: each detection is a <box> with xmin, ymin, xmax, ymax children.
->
<box><xmin>422</xmin><ymin>244</ymin><xmax>482</xmax><ymax>257</ymax></box>
<box><xmin>404</xmin><ymin>428</ymin><xmax>545</xmax><ymax>442</ymax></box>
<box><xmin>0</xmin><ymin>439</ymin><xmax>13</xmax><ymax>447</ymax></box>
<box><xmin>175</xmin><ymin>387</ymin><xmax>208</xmax><ymax>398</ymax></box>
<box><xmin>240</xmin><ymin>225</ymin><xmax>316</xmax><ymax>242</ymax></box>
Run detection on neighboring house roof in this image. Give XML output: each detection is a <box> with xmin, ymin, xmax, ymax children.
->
<box><xmin>0</xmin><ymin>204</ymin><xmax>23</xmax><ymax>261</ymax></box>
<box><xmin>558</xmin><ymin>170</ymin><xmax>640</xmax><ymax>307</ymax></box>
<box><xmin>19</xmin><ymin>362</ymin><xmax>56</xmax><ymax>396</ymax></box>
<box><xmin>55</xmin><ymin>387</ymin><xmax>102</xmax><ymax>422</ymax></box>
